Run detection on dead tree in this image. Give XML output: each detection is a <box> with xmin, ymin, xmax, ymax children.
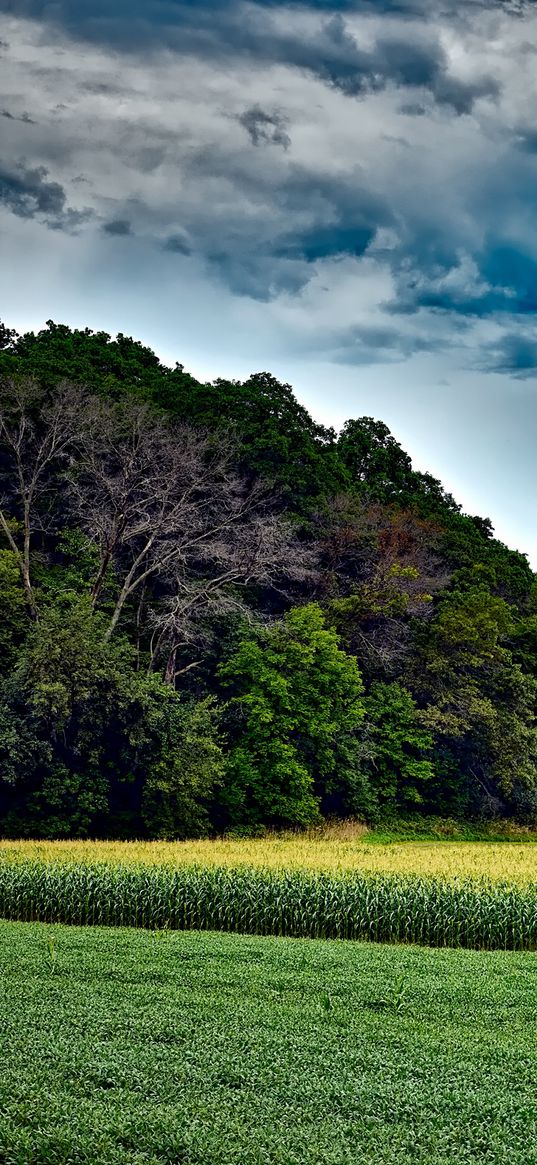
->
<box><xmin>0</xmin><ymin>378</ymin><xmax>86</xmax><ymax>619</ymax></box>
<box><xmin>69</xmin><ymin>399</ymin><xmax>311</xmax><ymax>650</ymax></box>
<box><xmin>148</xmin><ymin>509</ymin><xmax>312</xmax><ymax>682</ymax></box>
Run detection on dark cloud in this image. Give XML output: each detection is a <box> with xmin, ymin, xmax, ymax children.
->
<box><xmin>0</xmin><ymin>163</ymin><xmax>84</xmax><ymax>228</ymax></box>
<box><xmin>81</xmin><ymin>80</ymin><xmax>125</xmax><ymax>95</ymax></box>
<box><xmin>1</xmin><ymin>109</ymin><xmax>36</xmax><ymax>123</ymax></box>
<box><xmin>482</xmin><ymin>247</ymin><xmax>537</xmax><ymax>314</ymax></box>
<box><xmin>399</xmin><ymin>101</ymin><xmax>428</xmax><ymax>115</ymax></box>
<box><xmin>330</xmin><ymin>322</ymin><xmax>418</xmax><ymax>364</ymax></box>
<box><xmin>1</xmin><ymin>0</ymin><xmax>534</xmax><ymax>371</ymax></box>
<box><xmin>310</xmin><ymin>318</ymin><xmax>458</xmax><ymax>366</ymax></box>
<box><xmin>480</xmin><ymin>331</ymin><xmax>537</xmax><ymax>377</ymax></box>
<box><xmin>428</xmin><ymin>71</ymin><xmax>500</xmax><ymax>115</ymax></box>
<box><xmin>238</xmin><ymin>106</ymin><xmax>290</xmax><ymax>149</ymax></box>
<box><xmin>162</xmin><ymin>234</ymin><xmax>191</xmax><ymax>254</ymax></box>
<box><xmin>255</xmin><ymin>17</ymin><xmax>500</xmax><ymax>111</ymax></box>
<box><xmin>0</xmin><ymin>0</ymin><xmax>510</xmax><ymax>24</ymax></box>
<box><xmin>0</xmin><ymin>1</ymin><xmax>500</xmax><ymax>113</ymax></box>
<box><xmin>196</xmin><ymin>167</ymin><xmax>393</xmax><ymax>296</ymax></box>
<box><xmin>514</xmin><ymin>128</ymin><xmax>537</xmax><ymax>153</ymax></box>
<box><xmin>102</xmin><ymin>218</ymin><xmax>133</xmax><ymax>235</ymax></box>
<box><xmin>276</xmin><ymin>221</ymin><xmax>377</xmax><ymax>262</ymax></box>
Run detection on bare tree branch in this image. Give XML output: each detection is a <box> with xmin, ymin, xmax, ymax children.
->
<box><xmin>66</xmin><ymin>397</ymin><xmax>312</xmax><ymax>654</ymax></box>
<box><xmin>0</xmin><ymin>378</ymin><xmax>87</xmax><ymax>618</ymax></box>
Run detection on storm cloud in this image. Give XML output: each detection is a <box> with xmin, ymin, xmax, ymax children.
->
<box><xmin>0</xmin><ymin>0</ymin><xmax>535</xmax><ymax>366</ymax></box>
<box><xmin>0</xmin><ymin>162</ymin><xmax>86</xmax><ymax>227</ymax></box>
<box><xmin>0</xmin><ymin>2</ymin><xmax>502</xmax><ymax>113</ymax></box>
<box><xmin>1</xmin><ymin>0</ymin><xmax>536</xmax><ymax>561</ymax></box>
<box><xmin>238</xmin><ymin>106</ymin><xmax>291</xmax><ymax>149</ymax></box>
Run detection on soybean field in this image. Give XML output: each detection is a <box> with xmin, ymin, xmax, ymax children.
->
<box><xmin>1</xmin><ymin>921</ymin><xmax>536</xmax><ymax>1165</ymax></box>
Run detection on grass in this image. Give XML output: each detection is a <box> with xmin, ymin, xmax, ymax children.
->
<box><xmin>1</xmin><ymin>920</ymin><xmax>536</xmax><ymax>1164</ymax></box>
<box><xmin>2</xmin><ymin>828</ymin><xmax>537</xmax><ymax>883</ymax></box>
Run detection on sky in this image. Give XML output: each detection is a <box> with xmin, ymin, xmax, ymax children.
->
<box><xmin>0</xmin><ymin>0</ymin><xmax>536</xmax><ymax>564</ymax></box>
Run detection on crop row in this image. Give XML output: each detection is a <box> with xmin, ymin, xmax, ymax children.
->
<box><xmin>0</xmin><ymin>861</ymin><xmax>536</xmax><ymax>949</ymax></box>
<box><xmin>2</xmin><ymin>836</ymin><xmax>537</xmax><ymax>883</ymax></box>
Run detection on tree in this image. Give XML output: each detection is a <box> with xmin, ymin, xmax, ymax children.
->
<box><xmin>140</xmin><ymin>693</ymin><xmax>223</xmax><ymax>838</ymax></box>
<box><xmin>218</xmin><ymin>604</ymin><xmax>366</xmax><ymax>828</ymax></box>
<box><xmin>319</xmin><ymin>495</ymin><xmax>445</xmax><ymax>679</ymax></box>
<box><xmin>0</xmin><ymin>548</ymin><xmax>27</xmax><ymax>671</ymax></box>
<box><xmin>1</xmin><ymin>323</ymin><xmax>346</xmax><ymax>509</ymax></box>
<box><xmin>363</xmin><ymin>682</ymin><xmax>435</xmax><ymax>812</ymax></box>
<box><xmin>0</xmin><ymin>600</ymin><xmax>222</xmax><ymax>838</ymax></box>
<box><xmin>0</xmin><ymin>319</ymin><xmax>196</xmax><ymax>402</ymax></box>
<box><xmin>0</xmin><ymin>321</ymin><xmax>17</xmax><ymax>351</ymax></box>
<box><xmin>0</xmin><ymin>315</ymin><xmax>535</xmax><ymax>835</ymax></box>
<box><xmin>0</xmin><ymin>376</ymin><xmax>308</xmax><ymax>677</ymax></box>
<box><xmin>148</xmin><ymin>506</ymin><xmax>311</xmax><ymax>682</ymax></box>
<box><xmin>0</xmin><ymin>378</ymin><xmax>86</xmax><ymax>618</ymax></box>
<box><xmin>66</xmin><ymin>394</ymin><xmax>310</xmax><ymax>666</ymax></box>
<box><xmin>338</xmin><ymin>417</ymin><xmax>414</xmax><ymax>500</ymax></box>
<box><xmin>413</xmin><ymin>588</ymin><xmax>537</xmax><ymax>818</ymax></box>
<box><xmin>185</xmin><ymin>372</ymin><xmax>346</xmax><ymax>506</ymax></box>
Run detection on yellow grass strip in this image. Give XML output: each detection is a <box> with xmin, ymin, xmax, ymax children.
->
<box><xmin>1</xmin><ymin>836</ymin><xmax>536</xmax><ymax>883</ymax></box>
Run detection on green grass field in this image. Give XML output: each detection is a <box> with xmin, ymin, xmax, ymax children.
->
<box><xmin>1</xmin><ymin>921</ymin><xmax>536</xmax><ymax>1164</ymax></box>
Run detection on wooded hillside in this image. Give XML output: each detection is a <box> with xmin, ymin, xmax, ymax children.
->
<box><xmin>0</xmin><ymin>320</ymin><xmax>535</xmax><ymax>837</ymax></box>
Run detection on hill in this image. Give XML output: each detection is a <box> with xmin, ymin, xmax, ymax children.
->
<box><xmin>0</xmin><ymin>319</ymin><xmax>536</xmax><ymax>838</ymax></box>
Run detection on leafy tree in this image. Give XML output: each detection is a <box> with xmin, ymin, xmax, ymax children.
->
<box><xmin>424</xmin><ymin>587</ymin><xmax>514</xmax><ymax>668</ymax></box>
<box><xmin>1</xmin><ymin>323</ymin><xmax>346</xmax><ymax>509</ymax></box>
<box><xmin>320</xmin><ymin>496</ymin><xmax>441</xmax><ymax>680</ymax></box>
<box><xmin>0</xmin><ymin>600</ymin><xmax>222</xmax><ymax>837</ymax></box>
<box><xmin>0</xmin><ymin>321</ymin><xmax>17</xmax><ymax>351</ymax></box>
<box><xmin>0</xmin><ymin>548</ymin><xmax>27</xmax><ymax>671</ymax></box>
<box><xmin>511</xmin><ymin>614</ymin><xmax>537</xmax><ymax>678</ymax></box>
<box><xmin>0</xmin><ymin>319</ymin><xmax>198</xmax><ymax>403</ymax></box>
<box><xmin>162</xmin><ymin>371</ymin><xmax>347</xmax><ymax>506</ymax></box>
<box><xmin>141</xmin><ymin>693</ymin><xmax>223</xmax><ymax>839</ymax></box>
<box><xmin>362</xmin><ymin>682</ymin><xmax>435</xmax><ymax>811</ymax></box>
<box><xmin>413</xmin><ymin>589</ymin><xmax>537</xmax><ymax>818</ymax></box>
<box><xmin>218</xmin><ymin>604</ymin><xmax>366</xmax><ymax>827</ymax></box>
<box><xmin>338</xmin><ymin>417</ymin><xmax>414</xmax><ymax>500</ymax></box>
<box><xmin>337</xmin><ymin>417</ymin><xmax>459</xmax><ymax>514</ymax></box>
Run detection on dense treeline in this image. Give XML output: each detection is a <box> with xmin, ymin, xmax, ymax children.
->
<box><xmin>0</xmin><ymin>319</ymin><xmax>535</xmax><ymax>838</ymax></box>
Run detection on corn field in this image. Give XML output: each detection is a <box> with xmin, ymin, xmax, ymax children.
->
<box><xmin>0</xmin><ymin>860</ymin><xmax>536</xmax><ymax>949</ymax></box>
<box><xmin>2</xmin><ymin>835</ymin><xmax>537</xmax><ymax>882</ymax></box>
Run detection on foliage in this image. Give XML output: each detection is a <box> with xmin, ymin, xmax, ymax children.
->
<box><xmin>0</xmin><ymin>323</ymin><xmax>345</xmax><ymax>506</ymax></box>
<box><xmin>140</xmin><ymin>691</ymin><xmax>223</xmax><ymax>839</ymax></box>
<box><xmin>0</xmin><ymin>601</ymin><xmax>222</xmax><ymax>838</ymax></box>
<box><xmin>0</xmin><ymin>316</ymin><xmax>535</xmax><ymax>835</ymax></box>
<box><xmin>0</xmin><ymin>548</ymin><xmax>27</xmax><ymax>670</ymax></box>
<box><xmin>337</xmin><ymin>416</ymin><xmax>459</xmax><ymax>513</ymax></box>
<box><xmin>218</xmin><ymin>604</ymin><xmax>366</xmax><ymax>827</ymax></box>
<box><xmin>2</xmin><ymin>923</ymin><xmax>536</xmax><ymax>1163</ymax></box>
<box><xmin>363</xmin><ymin>682</ymin><xmax>435</xmax><ymax>810</ymax></box>
<box><xmin>412</xmin><ymin>588</ymin><xmax>537</xmax><ymax>818</ymax></box>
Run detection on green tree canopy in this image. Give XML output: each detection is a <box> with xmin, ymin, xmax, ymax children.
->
<box><xmin>0</xmin><ymin>601</ymin><xmax>221</xmax><ymax>838</ymax></box>
<box><xmin>218</xmin><ymin>604</ymin><xmax>366</xmax><ymax>827</ymax></box>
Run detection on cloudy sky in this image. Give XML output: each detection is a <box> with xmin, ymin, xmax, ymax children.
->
<box><xmin>0</xmin><ymin>0</ymin><xmax>536</xmax><ymax>562</ymax></box>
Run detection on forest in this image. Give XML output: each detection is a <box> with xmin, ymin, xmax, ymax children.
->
<box><xmin>0</xmin><ymin>318</ymin><xmax>536</xmax><ymax>839</ymax></box>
